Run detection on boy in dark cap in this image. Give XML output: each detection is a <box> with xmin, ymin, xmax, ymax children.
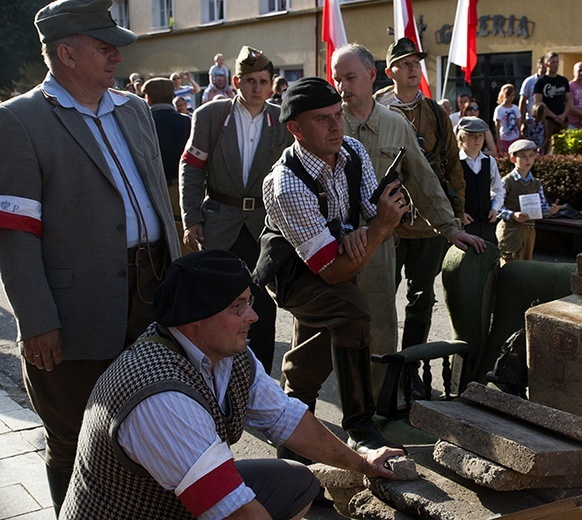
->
<box><xmin>61</xmin><ymin>250</ymin><xmax>404</xmax><ymax>519</ymax></box>
<box><xmin>0</xmin><ymin>0</ymin><xmax>180</xmax><ymax>514</ymax></box>
<box><xmin>180</xmin><ymin>44</ymin><xmax>293</xmax><ymax>374</ymax></box>
<box><xmin>257</xmin><ymin>76</ymin><xmax>408</xmax><ymax>454</ymax></box>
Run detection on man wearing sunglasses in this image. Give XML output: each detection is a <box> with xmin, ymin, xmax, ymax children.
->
<box><xmin>375</xmin><ymin>38</ymin><xmax>477</xmax><ymax>397</ymax></box>
<box><xmin>61</xmin><ymin>250</ymin><xmax>404</xmax><ymax>519</ymax></box>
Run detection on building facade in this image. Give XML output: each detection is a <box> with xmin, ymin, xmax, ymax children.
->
<box><xmin>113</xmin><ymin>0</ymin><xmax>582</xmax><ymax>119</ymax></box>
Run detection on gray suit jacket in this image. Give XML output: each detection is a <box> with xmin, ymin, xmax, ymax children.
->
<box><xmin>180</xmin><ymin>98</ymin><xmax>293</xmax><ymax>251</ymax></box>
<box><xmin>0</xmin><ymin>86</ymin><xmax>180</xmax><ymax>360</ymax></box>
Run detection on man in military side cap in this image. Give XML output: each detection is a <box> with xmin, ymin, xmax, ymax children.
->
<box><xmin>0</xmin><ymin>0</ymin><xmax>180</xmax><ymax>514</ymax></box>
<box><xmin>61</xmin><ymin>250</ymin><xmax>404</xmax><ymax>519</ymax></box>
<box><xmin>180</xmin><ymin>45</ymin><xmax>293</xmax><ymax>375</ymax></box>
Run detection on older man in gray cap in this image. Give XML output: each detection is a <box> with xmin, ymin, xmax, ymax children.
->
<box><xmin>180</xmin><ymin>45</ymin><xmax>293</xmax><ymax>375</ymax></box>
<box><xmin>61</xmin><ymin>250</ymin><xmax>403</xmax><ymax>519</ymax></box>
<box><xmin>0</xmin><ymin>0</ymin><xmax>179</xmax><ymax>514</ymax></box>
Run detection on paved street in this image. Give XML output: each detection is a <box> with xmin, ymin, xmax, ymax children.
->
<box><xmin>0</xmin><ymin>249</ymin><xmax>570</xmax><ymax>519</ymax></box>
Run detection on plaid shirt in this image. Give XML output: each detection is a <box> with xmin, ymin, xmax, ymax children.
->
<box><xmin>263</xmin><ymin>136</ymin><xmax>377</xmax><ymax>273</ymax></box>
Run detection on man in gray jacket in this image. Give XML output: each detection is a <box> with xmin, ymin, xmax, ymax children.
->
<box><xmin>0</xmin><ymin>0</ymin><xmax>179</xmax><ymax>514</ymax></box>
<box><xmin>180</xmin><ymin>45</ymin><xmax>293</xmax><ymax>374</ymax></box>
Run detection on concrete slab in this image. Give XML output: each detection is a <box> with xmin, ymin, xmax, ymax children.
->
<box><xmin>0</xmin><ymin>396</ymin><xmax>21</xmax><ymax>414</ymax></box>
<box><xmin>0</xmin><ymin>431</ymin><xmax>38</xmax><ymax>460</ymax></box>
<box><xmin>0</xmin><ymin>451</ymin><xmax>51</xmax><ymax>508</ymax></box>
<box><xmin>349</xmin><ymin>489</ymin><xmax>414</xmax><ymax>519</ymax></box>
<box><xmin>0</xmin><ymin>407</ymin><xmax>42</xmax><ymax>432</ymax></box>
<box><xmin>19</xmin><ymin>428</ymin><xmax>46</xmax><ymax>452</ymax></box>
<box><xmin>433</xmin><ymin>440</ymin><xmax>582</xmax><ymax>491</ymax></box>
<box><xmin>409</xmin><ymin>399</ymin><xmax>582</xmax><ymax>476</ymax></box>
<box><xmin>0</xmin><ymin>483</ymin><xmax>42</xmax><ymax>518</ymax></box>
<box><xmin>527</xmin><ymin>295</ymin><xmax>582</xmax><ymax>416</ymax></box>
<box><xmin>461</xmin><ymin>382</ymin><xmax>582</xmax><ymax>442</ymax></box>
<box><xmin>365</xmin><ymin>456</ymin><xmax>544</xmax><ymax>519</ymax></box>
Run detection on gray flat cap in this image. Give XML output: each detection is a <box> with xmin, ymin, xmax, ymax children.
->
<box><xmin>508</xmin><ymin>139</ymin><xmax>537</xmax><ymax>156</ymax></box>
<box><xmin>456</xmin><ymin>116</ymin><xmax>490</xmax><ymax>134</ymax></box>
<box><xmin>35</xmin><ymin>0</ymin><xmax>137</xmax><ymax>46</ymax></box>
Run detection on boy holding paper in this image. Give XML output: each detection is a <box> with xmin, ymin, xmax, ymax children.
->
<box><xmin>496</xmin><ymin>139</ymin><xmax>564</xmax><ymax>264</ymax></box>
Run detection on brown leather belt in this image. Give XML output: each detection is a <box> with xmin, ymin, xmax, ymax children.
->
<box><xmin>208</xmin><ymin>188</ymin><xmax>264</xmax><ymax>211</ymax></box>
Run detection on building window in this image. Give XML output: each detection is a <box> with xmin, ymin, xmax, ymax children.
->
<box><xmin>111</xmin><ymin>0</ymin><xmax>129</xmax><ymax>29</ymax></box>
<box><xmin>152</xmin><ymin>0</ymin><xmax>173</xmax><ymax>29</ymax></box>
<box><xmin>441</xmin><ymin>51</ymin><xmax>531</xmax><ymax>125</ymax></box>
<box><xmin>260</xmin><ymin>0</ymin><xmax>288</xmax><ymax>14</ymax></box>
<box><xmin>203</xmin><ymin>0</ymin><xmax>224</xmax><ymax>23</ymax></box>
<box><xmin>278</xmin><ymin>68</ymin><xmax>303</xmax><ymax>84</ymax></box>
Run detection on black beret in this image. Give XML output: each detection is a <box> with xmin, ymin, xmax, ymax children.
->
<box><xmin>154</xmin><ymin>251</ymin><xmax>253</xmax><ymax>326</ymax></box>
<box><xmin>280</xmin><ymin>76</ymin><xmax>342</xmax><ymax>123</ymax></box>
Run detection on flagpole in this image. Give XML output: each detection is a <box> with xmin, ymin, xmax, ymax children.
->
<box><xmin>442</xmin><ymin>60</ymin><xmax>452</xmax><ymax>101</ymax></box>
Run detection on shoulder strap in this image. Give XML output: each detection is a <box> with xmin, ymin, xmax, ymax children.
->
<box><xmin>427</xmin><ymin>98</ymin><xmax>447</xmax><ymax>164</ymax></box>
<box><xmin>282</xmin><ymin>140</ymin><xmax>362</xmax><ymax>227</ymax></box>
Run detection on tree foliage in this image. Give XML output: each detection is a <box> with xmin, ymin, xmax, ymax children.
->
<box><xmin>0</xmin><ymin>0</ymin><xmax>47</xmax><ymax>92</ymax></box>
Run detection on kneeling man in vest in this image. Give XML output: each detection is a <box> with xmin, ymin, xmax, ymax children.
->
<box><xmin>61</xmin><ymin>250</ymin><xmax>403</xmax><ymax>519</ymax></box>
<box><xmin>258</xmin><ymin>77</ymin><xmax>409</xmax><ymax>454</ymax></box>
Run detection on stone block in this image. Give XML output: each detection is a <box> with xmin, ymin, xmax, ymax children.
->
<box><xmin>433</xmin><ymin>440</ymin><xmax>582</xmax><ymax>491</ymax></box>
<box><xmin>461</xmin><ymin>382</ymin><xmax>582</xmax><ymax>442</ymax></box>
<box><xmin>571</xmin><ymin>273</ymin><xmax>582</xmax><ymax>295</ymax></box>
<box><xmin>384</xmin><ymin>456</ymin><xmax>418</xmax><ymax>481</ymax></box>
<box><xmin>348</xmin><ymin>489</ymin><xmax>413</xmax><ymax>519</ymax></box>
<box><xmin>365</xmin><ymin>458</ymin><xmax>543</xmax><ymax>519</ymax></box>
<box><xmin>409</xmin><ymin>400</ymin><xmax>582</xmax><ymax>476</ymax></box>
<box><xmin>326</xmin><ymin>485</ymin><xmax>365</xmax><ymax>518</ymax></box>
<box><xmin>309</xmin><ymin>463</ymin><xmax>364</xmax><ymax>488</ymax></box>
<box><xmin>577</xmin><ymin>252</ymin><xmax>582</xmax><ymax>275</ymax></box>
<box><xmin>526</xmin><ymin>295</ymin><xmax>582</xmax><ymax>416</ymax></box>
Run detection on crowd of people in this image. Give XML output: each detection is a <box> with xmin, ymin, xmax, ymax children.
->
<box><xmin>0</xmin><ymin>0</ymin><xmax>575</xmax><ymax>519</ymax></box>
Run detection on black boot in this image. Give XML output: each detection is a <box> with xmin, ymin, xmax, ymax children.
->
<box><xmin>46</xmin><ymin>464</ymin><xmax>73</xmax><ymax>518</ymax></box>
<box><xmin>401</xmin><ymin>320</ymin><xmax>432</xmax><ymax>400</ymax></box>
<box><xmin>276</xmin><ymin>401</ymin><xmax>315</xmax><ymax>465</ymax></box>
<box><xmin>331</xmin><ymin>345</ymin><xmax>403</xmax><ymax>453</ymax></box>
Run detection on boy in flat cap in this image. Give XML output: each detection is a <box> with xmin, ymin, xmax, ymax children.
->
<box><xmin>256</xmin><ymin>76</ymin><xmax>408</xmax><ymax>454</ymax></box>
<box><xmin>496</xmin><ymin>139</ymin><xmax>564</xmax><ymax>264</ymax></box>
<box><xmin>0</xmin><ymin>0</ymin><xmax>180</xmax><ymax>514</ymax></box>
<box><xmin>456</xmin><ymin>116</ymin><xmax>505</xmax><ymax>244</ymax></box>
<box><xmin>180</xmin><ymin>45</ymin><xmax>293</xmax><ymax>374</ymax></box>
<box><xmin>61</xmin><ymin>251</ymin><xmax>404</xmax><ymax>519</ymax></box>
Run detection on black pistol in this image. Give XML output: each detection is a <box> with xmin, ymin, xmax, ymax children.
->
<box><xmin>369</xmin><ymin>147</ymin><xmax>409</xmax><ymax>223</ymax></box>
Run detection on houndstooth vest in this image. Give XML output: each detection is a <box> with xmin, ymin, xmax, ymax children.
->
<box><xmin>60</xmin><ymin>323</ymin><xmax>253</xmax><ymax>519</ymax></box>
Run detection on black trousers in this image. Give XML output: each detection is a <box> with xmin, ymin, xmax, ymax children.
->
<box><xmin>229</xmin><ymin>225</ymin><xmax>277</xmax><ymax>374</ymax></box>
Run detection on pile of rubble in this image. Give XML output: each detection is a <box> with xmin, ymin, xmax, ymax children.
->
<box><xmin>311</xmin><ymin>256</ymin><xmax>582</xmax><ymax>518</ymax></box>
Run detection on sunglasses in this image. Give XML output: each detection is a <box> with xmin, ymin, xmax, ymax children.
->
<box><xmin>466</xmin><ymin>105</ymin><xmax>479</xmax><ymax>111</ymax></box>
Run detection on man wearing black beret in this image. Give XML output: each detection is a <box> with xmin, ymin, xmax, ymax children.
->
<box><xmin>61</xmin><ymin>250</ymin><xmax>403</xmax><ymax>519</ymax></box>
<box><xmin>257</xmin><ymin>76</ymin><xmax>408</xmax><ymax>454</ymax></box>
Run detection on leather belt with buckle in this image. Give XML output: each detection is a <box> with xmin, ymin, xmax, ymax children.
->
<box><xmin>208</xmin><ymin>188</ymin><xmax>264</xmax><ymax>211</ymax></box>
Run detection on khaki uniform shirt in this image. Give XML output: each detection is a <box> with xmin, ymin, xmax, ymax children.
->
<box><xmin>373</xmin><ymin>88</ymin><xmax>466</xmax><ymax>239</ymax></box>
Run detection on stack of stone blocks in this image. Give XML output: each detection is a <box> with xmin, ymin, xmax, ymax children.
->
<box><xmin>311</xmin><ymin>254</ymin><xmax>582</xmax><ymax>519</ymax></box>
